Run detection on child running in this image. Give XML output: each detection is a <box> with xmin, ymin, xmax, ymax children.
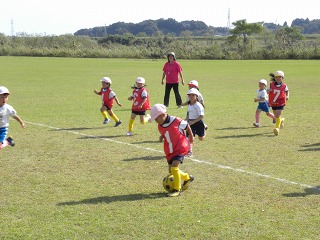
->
<box><xmin>126</xmin><ymin>77</ymin><xmax>151</xmax><ymax>136</ymax></box>
<box><xmin>93</xmin><ymin>77</ymin><xmax>123</xmax><ymax>127</ymax></box>
<box><xmin>268</xmin><ymin>70</ymin><xmax>289</xmax><ymax>136</ymax></box>
<box><xmin>150</xmin><ymin>103</ymin><xmax>194</xmax><ymax>197</ymax></box>
<box><xmin>0</xmin><ymin>86</ymin><xmax>26</xmax><ymax>150</ymax></box>
<box><xmin>253</xmin><ymin>79</ymin><xmax>276</xmax><ymax>128</ymax></box>
<box><xmin>186</xmin><ymin>88</ymin><xmax>206</xmax><ymax>156</ymax></box>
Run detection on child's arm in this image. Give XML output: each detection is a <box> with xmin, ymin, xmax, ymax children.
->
<box><xmin>138</xmin><ymin>97</ymin><xmax>147</xmax><ymax>109</ymax></box>
<box><xmin>128</xmin><ymin>95</ymin><xmax>134</xmax><ymax>101</ymax></box>
<box><xmin>254</xmin><ymin>97</ymin><xmax>266</xmax><ymax>102</ymax></box>
<box><xmin>285</xmin><ymin>90</ymin><xmax>289</xmax><ymax>100</ymax></box>
<box><xmin>186</xmin><ymin>125</ymin><xmax>194</xmax><ymax>144</ymax></box>
<box><xmin>188</xmin><ymin>115</ymin><xmax>203</xmax><ymax>126</ymax></box>
<box><xmin>13</xmin><ymin>115</ymin><xmax>26</xmax><ymax>128</ymax></box>
<box><xmin>114</xmin><ymin>96</ymin><xmax>123</xmax><ymax>107</ymax></box>
<box><xmin>93</xmin><ymin>90</ymin><xmax>100</xmax><ymax>95</ymax></box>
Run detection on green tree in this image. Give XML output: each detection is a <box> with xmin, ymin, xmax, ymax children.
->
<box><xmin>275</xmin><ymin>27</ymin><xmax>304</xmax><ymax>48</ymax></box>
<box><xmin>229</xmin><ymin>19</ymin><xmax>264</xmax><ymax>47</ymax></box>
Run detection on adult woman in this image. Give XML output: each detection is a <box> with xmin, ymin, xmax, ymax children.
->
<box><xmin>161</xmin><ymin>52</ymin><xmax>185</xmax><ymax>108</ymax></box>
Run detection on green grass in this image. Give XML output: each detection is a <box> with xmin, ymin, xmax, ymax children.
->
<box><xmin>0</xmin><ymin>57</ymin><xmax>319</xmax><ymax>239</ymax></box>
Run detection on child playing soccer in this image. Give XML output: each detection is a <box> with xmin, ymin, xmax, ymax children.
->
<box><xmin>93</xmin><ymin>77</ymin><xmax>123</xmax><ymax>127</ymax></box>
<box><xmin>185</xmin><ymin>88</ymin><xmax>206</xmax><ymax>156</ymax></box>
<box><xmin>268</xmin><ymin>70</ymin><xmax>289</xmax><ymax>136</ymax></box>
<box><xmin>150</xmin><ymin>103</ymin><xmax>194</xmax><ymax>197</ymax></box>
<box><xmin>126</xmin><ymin>77</ymin><xmax>151</xmax><ymax>136</ymax></box>
<box><xmin>253</xmin><ymin>79</ymin><xmax>276</xmax><ymax>128</ymax></box>
<box><xmin>0</xmin><ymin>86</ymin><xmax>26</xmax><ymax>150</ymax></box>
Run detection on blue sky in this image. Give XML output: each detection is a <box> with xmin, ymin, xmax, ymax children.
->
<box><xmin>0</xmin><ymin>0</ymin><xmax>318</xmax><ymax>36</ymax></box>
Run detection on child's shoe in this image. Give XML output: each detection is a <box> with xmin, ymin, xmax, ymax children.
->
<box><xmin>114</xmin><ymin>120</ymin><xmax>122</xmax><ymax>127</ymax></box>
<box><xmin>126</xmin><ymin>132</ymin><xmax>133</xmax><ymax>136</ymax></box>
<box><xmin>6</xmin><ymin>136</ymin><xmax>15</xmax><ymax>147</ymax></box>
<box><xmin>103</xmin><ymin>119</ymin><xmax>111</xmax><ymax>124</ymax></box>
<box><xmin>181</xmin><ymin>175</ymin><xmax>194</xmax><ymax>191</ymax></box>
<box><xmin>273</xmin><ymin>128</ymin><xmax>280</xmax><ymax>136</ymax></box>
<box><xmin>253</xmin><ymin>123</ymin><xmax>260</xmax><ymax>128</ymax></box>
<box><xmin>167</xmin><ymin>190</ymin><xmax>181</xmax><ymax>197</ymax></box>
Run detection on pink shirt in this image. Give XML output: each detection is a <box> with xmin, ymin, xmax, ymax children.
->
<box><xmin>162</xmin><ymin>61</ymin><xmax>182</xmax><ymax>84</ymax></box>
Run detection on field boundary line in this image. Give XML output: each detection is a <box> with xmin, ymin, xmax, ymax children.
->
<box><xmin>25</xmin><ymin>121</ymin><xmax>319</xmax><ymax>191</ymax></box>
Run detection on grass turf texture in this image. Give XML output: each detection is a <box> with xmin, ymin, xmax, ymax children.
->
<box><xmin>0</xmin><ymin>57</ymin><xmax>319</xmax><ymax>239</ymax></box>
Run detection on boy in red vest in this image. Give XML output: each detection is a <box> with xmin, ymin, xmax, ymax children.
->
<box><xmin>94</xmin><ymin>77</ymin><xmax>123</xmax><ymax>127</ymax></box>
<box><xmin>126</xmin><ymin>77</ymin><xmax>151</xmax><ymax>136</ymax></box>
<box><xmin>150</xmin><ymin>103</ymin><xmax>194</xmax><ymax>197</ymax></box>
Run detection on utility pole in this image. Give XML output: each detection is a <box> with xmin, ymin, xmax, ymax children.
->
<box><xmin>11</xmin><ymin>19</ymin><xmax>15</xmax><ymax>36</ymax></box>
<box><xmin>227</xmin><ymin>8</ymin><xmax>231</xmax><ymax>29</ymax></box>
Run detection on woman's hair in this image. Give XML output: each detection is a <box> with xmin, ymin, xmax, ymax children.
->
<box><xmin>269</xmin><ymin>73</ymin><xmax>275</xmax><ymax>82</ymax></box>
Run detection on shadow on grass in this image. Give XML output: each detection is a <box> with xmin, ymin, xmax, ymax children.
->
<box><xmin>57</xmin><ymin>192</ymin><xmax>165</xmax><ymax>206</ymax></box>
<box><xmin>51</xmin><ymin>127</ymin><xmax>106</xmax><ymax>131</ymax></box>
<box><xmin>216</xmin><ymin>126</ymin><xmax>269</xmax><ymax>130</ymax></box>
<box><xmin>298</xmin><ymin>143</ymin><xmax>320</xmax><ymax>152</ymax></box>
<box><xmin>78</xmin><ymin>135</ymin><xmax>125</xmax><ymax>139</ymax></box>
<box><xmin>282</xmin><ymin>186</ymin><xmax>320</xmax><ymax>197</ymax></box>
<box><xmin>216</xmin><ymin>133</ymin><xmax>269</xmax><ymax>139</ymax></box>
<box><xmin>123</xmin><ymin>155</ymin><xmax>164</xmax><ymax>161</ymax></box>
<box><xmin>131</xmin><ymin>140</ymin><xmax>161</xmax><ymax>144</ymax></box>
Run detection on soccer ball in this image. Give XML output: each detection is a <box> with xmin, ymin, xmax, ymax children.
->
<box><xmin>162</xmin><ymin>174</ymin><xmax>174</xmax><ymax>192</ymax></box>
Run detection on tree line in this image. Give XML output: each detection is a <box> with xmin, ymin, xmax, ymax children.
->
<box><xmin>74</xmin><ymin>18</ymin><xmax>320</xmax><ymax>37</ymax></box>
<box><xmin>0</xmin><ymin>19</ymin><xmax>319</xmax><ymax>60</ymax></box>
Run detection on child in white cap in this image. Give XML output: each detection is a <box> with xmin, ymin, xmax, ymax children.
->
<box><xmin>253</xmin><ymin>79</ymin><xmax>276</xmax><ymax>128</ymax></box>
<box><xmin>0</xmin><ymin>86</ymin><xmax>26</xmax><ymax>150</ymax></box>
<box><xmin>93</xmin><ymin>77</ymin><xmax>123</xmax><ymax>127</ymax></box>
<box><xmin>150</xmin><ymin>103</ymin><xmax>194</xmax><ymax>197</ymax></box>
<box><xmin>185</xmin><ymin>88</ymin><xmax>206</xmax><ymax>156</ymax></box>
<box><xmin>268</xmin><ymin>71</ymin><xmax>289</xmax><ymax>136</ymax></box>
<box><xmin>126</xmin><ymin>77</ymin><xmax>151</xmax><ymax>136</ymax></box>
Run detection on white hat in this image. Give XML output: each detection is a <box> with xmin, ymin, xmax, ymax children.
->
<box><xmin>167</xmin><ymin>52</ymin><xmax>176</xmax><ymax>60</ymax></box>
<box><xmin>150</xmin><ymin>104</ymin><xmax>167</xmax><ymax>121</ymax></box>
<box><xmin>188</xmin><ymin>80</ymin><xmax>199</xmax><ymax>88</ymax></box>
<box><xmin>0</xmin><ymin>86</ymin><xmax>10</xmax><ymax>95</ymax></box>
<box><xmin>274</xmin><ymin>71</ymin><xmax>284</xmax><ymax>77</ymax></box>
<box><xmin>259</xmin><ymin>79</ymin><xmax>268</xmax><ymax>86</ymax></box>
<box><xmin>187</xmin><ymin>88</ymin><xmax>199</xmax><ymax>96</ymax></box>
<box><xmin>100</xmin><ymin>77</ymin><xmax>112</xmax><ymax>84</ymax></box>
<box><xmin>136</xmin><ymin>77</ymin><xmax>145</xmax><ymax>84</ymax></box>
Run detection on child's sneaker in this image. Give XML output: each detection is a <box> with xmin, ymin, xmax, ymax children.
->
<box><xmin>6</xmin><ymin>136</ymin><xmax>15</xmax><ymax>147</ymax></box>
<box><xmin>253</xmin><ymin>123</ymin><xmax>260</xmax><ymax>128</ymax></box>
<box><xmin>126</xmin><ymin>132</ymin><xmax>133</xmax><ymax>136</ymax></box>
<box><xmin>273</xmin><ymin>128</ymin><xmax>279</xmax><ymax>136</ymax></box>
<box><xmin>280</xmin><ymin>118</ymin><xmax>285</xmax><ymax>129</ymax></box>
<box><xmin>186</xmin><ymin>151</ymin><xmax>193</xmax><ymax>157</ymax></box>
<box><xmin>181</xmin><ymin>175</ymin><xmax>194</xmax><ymax>191</ymax></box>
<box><xmin>146</xmin><ymin>114</ymin><xmax>152</xmax><ymax>123</ymax></box>
<box><xmin>103</xmin><ymin>118</ymin><xmax>111</xmax><ymax>124</ymax></box>
<box><xmin>114</xmin><ymin>120</ymin><xmax>122</xmax><ymax>127</ymax></box>
<box><xmin>167</xmin><ymin>190</ymin><xmax>181</xmax><ymax>197</ymax></box>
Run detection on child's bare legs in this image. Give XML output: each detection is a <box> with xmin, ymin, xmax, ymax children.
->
<box><xmin>127</xmin><ymin>113</ymin><xmax>136</xmax><ymax>136</ymax></box>
<box><xmin>266</xmin><ymin>111</ymin><xmax>276</xmax><ymax>122</ymax></box>
<box><xmin>253</xmin><ymin>109</ymin><xmax>261</xmax><ymax>127</ymax></box>
<box><xmin>107</xmin><ymin>109</ymin><xmax>121</xmax><ymax>124</ymax></box>
<box><xmin>100</xmin><ymin>106</ymin><xmax>109</xmax><ymax>124</ymax></box>
<box><xmin>273</xmin><ymin>109</ymin><xmax>285</xmax><ymax>135</ymax></box>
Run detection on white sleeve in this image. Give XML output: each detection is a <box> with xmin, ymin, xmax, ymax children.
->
<box><xmin>109</xmin><ymin>91</ymin><xmax>116</xmax><ymax>99</ymax></box>
<box><xmin>179</xmin><ymin>120</ymin><xmax>188</xmax><ymax>130</ymax></box>
<box><xmin>141</xmin><ymin>89</ymin><xmax>148</xmax><ymax>98</ymax></box>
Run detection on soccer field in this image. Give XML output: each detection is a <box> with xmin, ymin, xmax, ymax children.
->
<box><xmin>1</xmin><ymin>57</ymin><xmax>319</xmax><ymax>239</ymax></box>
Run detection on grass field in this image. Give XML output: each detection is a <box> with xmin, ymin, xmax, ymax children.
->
<box><xmin>0</xmin><ymin>56</ymin><xmax>319</xmax><ymax>239</ymax></box>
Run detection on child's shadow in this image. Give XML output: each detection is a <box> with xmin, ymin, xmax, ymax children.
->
<box><xmin>123</xmin><ymin>155</ymin><xmax>164</xmax><ymax>162</ymax></box>
<box><xmin>282</xmin><ymin>186</ymin><xmax>320</xmax><ymax>197</ymax></box>
<box><xmin>298</xmin><ymin>143</ymin><xmax>320</xmax><ymax>152</ymax></box>
<box><xmin>57</xmin><ymin>192</ymin><xmax>165</xmax><ymax>206</ymax></box>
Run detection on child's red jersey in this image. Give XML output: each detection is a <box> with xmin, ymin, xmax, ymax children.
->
<box><xmin>269</xmin><ymin>82</ymin><xmax>287</xmax><ymax>107</ymax></box>
<box><xmin>131</xmin><ymin>87</ymin><xmax>150</xmax><ymax>111</ymax></box>
<box><xmin>158</xmin><ymin>116</ymin><xmax>189</xmax><ymax>161</ymax></box>
<box><xmin>100</xmin><ymin>87</ymin><xmax>115</xmax><ymax>108</ymax></box>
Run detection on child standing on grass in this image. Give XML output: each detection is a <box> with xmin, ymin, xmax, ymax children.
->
<box><xmin>0</xmin><ymin>86</ymin><xmax>26</xmax><ymax>150</ymax></box>
<box><xmin>126</xmin><ymin>77</ymin><xmax>151</xmax><ymax>136</ymax></box>
<box><xmin>94</xmin><ymin>77</ymin><xmax>123</xmax><ymax>127</ymax></box>
<box><xmin>185</xmin><ymin>88</ymin><xmax>206</xmax><ymax>156</ymax></box>
<box><xmin>268</xmin><ymin>71</ymin><xmax>289</xmax><ymax>136</ymax></box>
<box><xmin>253</xmin><ymin>79</ymin><xmax>276</xmax><ymax>128</ymax></box>
<box><xmin>150</xmin><ymin>103</ymin><xmax>194</xmax><ymax>197</ymax></box>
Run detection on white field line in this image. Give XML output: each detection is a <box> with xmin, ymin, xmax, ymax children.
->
<box><xmin>25</xmin><ymin>121</ymin><xmax>319</xmax><ymax>191</ymax></box>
